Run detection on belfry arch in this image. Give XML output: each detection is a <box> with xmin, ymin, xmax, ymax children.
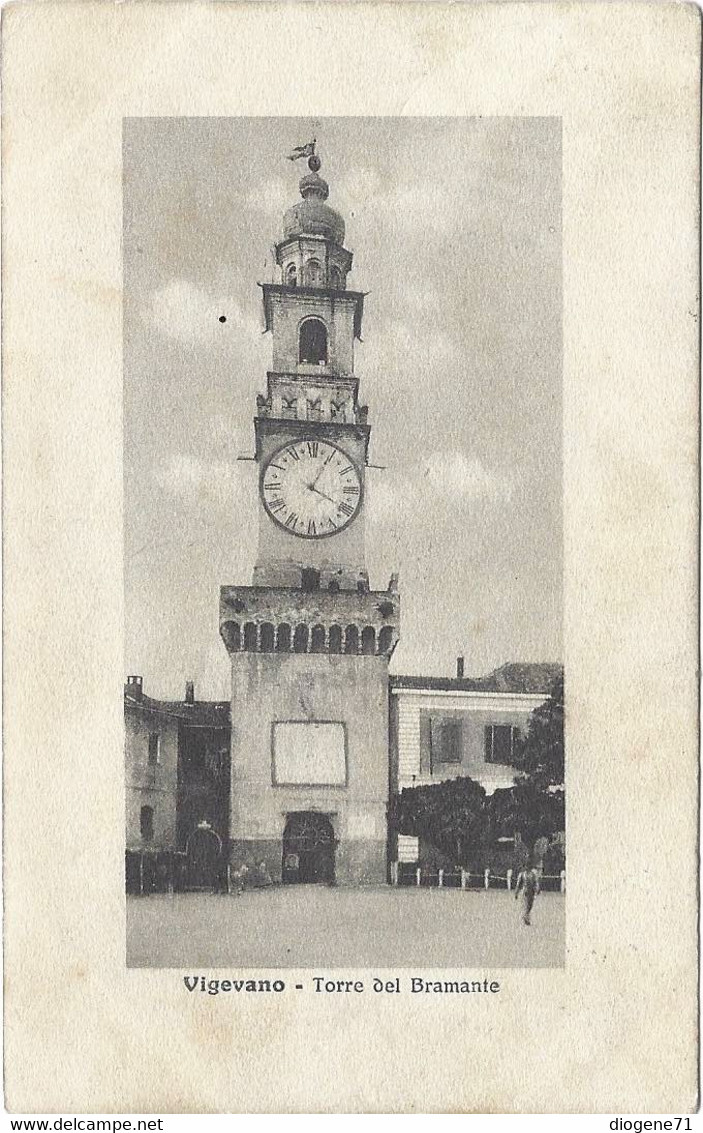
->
<box><xmin>299</xmin><ymin>317</ymin><xmax>328</xmax><ymax>365</ymax></box>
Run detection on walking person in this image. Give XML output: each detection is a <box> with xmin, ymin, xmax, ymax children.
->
<box><xmin>512</xmin><ymin>831</ymin><xmax>529</xmax><ymax>891</ymax></box>
<box><xmin>515</xmin><ymin>865</ymin><xmax>540</xmax><ymax>926</ymax></box>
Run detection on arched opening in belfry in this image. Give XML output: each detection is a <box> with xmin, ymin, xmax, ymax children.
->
<box><xmin>344</xmin><ymin>625</ymin><xmax>359</xmax><ymax>655</ymax></box>
<box><xmin>299</xmin><ymin>318</ymin><xmax>328</xmax><ymax>365</ymax></box>
<box><xmin>311</xmin><ymin>625</ymin><xmax>326</xmax><ymax>652</ymax></box>
<box><xmin>305</xmin><ymin>259</ymin><xmax>323</xmax><ymax>287</ymax></box>
<box><xmin>330</xmin><ymin>266</ymin><xmax>341</xmax><ymax>290</ymax></box>
<box><xmin>276</xmin><ymin>623</ymin><xmax>291</xmax><ymax>653</ymax></box>
<box><xmin>286</xmin><ymin>263</ymin><xmax>297</xmax><ymax>287</ymax></box>
<box><xmin>243</xmin><ymin>622</ymin><xmax>258</xmax><ymax>652</ymax></box>
<box><xmin>293</xmin><ymin>624</ymin><xmax>309</xmax><ymax>654</ymax></box>
<box><xmin>328</xmin><ymin>625</ymin><xmax>343</xmax><ymax>654</ymax></box>
<box><xmin>361</xmin><ymin>626</ymin><xmax>376</xmax><ymax>655</ymax></box>
<box><xmin>260</xmin><ymin>623</ymin><xmax>275</xmax><ymax>652</ymax></box>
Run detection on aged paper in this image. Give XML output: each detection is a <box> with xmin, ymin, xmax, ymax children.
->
<box><xmin>3</xmin><ymin>1</ymin><xmax>699</xmax><ymax>1114</ymax></box>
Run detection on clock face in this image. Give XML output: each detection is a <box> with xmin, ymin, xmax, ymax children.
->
<box><xmin>261</xmin><ymin>438</ymin><xmax>363</xmax><ymax>539</ymax></box>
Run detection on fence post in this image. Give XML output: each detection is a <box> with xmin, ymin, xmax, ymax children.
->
<box><xmin>139</xmin><ymin>852</ymin><xmax>144</xmax><ymax>896</ymax></box>
<box><xmin>438</xmin><ymin>869</ymin><xmax>444</xmax><ymax>888</ymax></box>
<box><xmin>506</xmin><ymin>868</ymin><xmax>513</xmax><ymax>892</ymax></box>
<box><xmin>390</xmin><ymin>861</ymin><xmax>398</xmax><ymax>886</ymax></box>
<box><xmin>460</xmin><ymin>869</ymin><xmax>467</xmax><ymax>890</ymax></box>
<box><xmin>416</xmin><ymin>867</ymin><xmax>421</xmax><ymax>887</ymax></box>
<box><xmin>560</xmin><ymin>869</ymin><xmax>566</xmax><ymax>894</ymax></box>
<box><xmin>484</xmin><ymin>868</ymin><xmax>490</xmax><ymax>890</ymax></box>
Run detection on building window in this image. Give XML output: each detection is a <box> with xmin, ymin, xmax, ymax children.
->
<box><xmin>140</xmin><ymin>805</ymin><xmax>154</xmax><ymax>841</ymax></box>
<box><xmin>484</xmin><ymin>724</ymin><xmax>519</xmax><ymax>765</ymax></box>
<box><xmin>301</xmin><ymin>567</ymin><xmax>320</xmax><ymax>592</ymax></box>
<box><xmin>148</xmin><ymin>732</ymin><xmax>160</xmax><ymax>765</ymax></box>
<box><xmin>299</xmin><ymin>319</ymin><xmax>327</xmax><ymax>365</ymax></box>
<box><xmin>430</xmin><ymin>718</ymin><xmax>463</xmax><ymax>767</ymax></box>
<box><xmin>286</xmin><ymin>263</ymin><xmax>297</xmax><ymax>287</ymax></box>
<box><xmin>330</xmin><ymin>266</ymin><xmax>342</xmax><ymax>290</ymax></box>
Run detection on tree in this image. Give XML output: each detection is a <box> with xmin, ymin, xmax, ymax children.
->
<box><xmin>518</xmin><ymin>671</ymin><xmax>564</xmax><ymax>789</ymax></box>
<box><xmin>388</xmin><ymin>776</ymin><xmax>489</xmax><ymax>869</ymax></box>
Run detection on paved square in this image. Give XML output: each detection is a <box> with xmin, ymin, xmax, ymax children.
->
<box><xmin>126</xmin><ymin>886</ymin><xmax>564</xmax><ymax>968</ymax></box>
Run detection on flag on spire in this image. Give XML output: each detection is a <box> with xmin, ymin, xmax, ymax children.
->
<box><xmin>287</xmin><ymin>139</ymin><xmax>316</xmax><ymax>161</ymax></box>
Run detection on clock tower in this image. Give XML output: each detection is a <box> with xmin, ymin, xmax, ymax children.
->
<box><xmin>220</xmin><ymin>152</ymin><xmax>400</xmax><ymax>886</ymax></box>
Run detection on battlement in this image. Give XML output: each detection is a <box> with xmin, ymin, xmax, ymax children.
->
<box><xmin>220</xmin><ymin>584</ymin><xmax>400</xmax><ymax>658</ymax></box>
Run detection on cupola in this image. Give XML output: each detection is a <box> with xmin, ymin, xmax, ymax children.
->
<box><xmin>283</xmin><ymin>170</ymin><xmax>345</xmax><ymax>247</ymax></box>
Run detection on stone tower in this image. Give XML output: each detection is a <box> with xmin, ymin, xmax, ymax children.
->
<box><xmin>219</xmin><ymin>151</ymin><xmax>400</xmax><ymax>886</ymax></box>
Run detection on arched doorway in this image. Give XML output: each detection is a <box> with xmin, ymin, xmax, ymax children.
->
<box><xmin>282</xmin><ymin>812</ymin><xmax>335</xmax><ymax>884</ymax></box>
<box><xmin>185</xmin><ymin>822</ymin><xmax>222</xmax><ymax>890</ymax></box>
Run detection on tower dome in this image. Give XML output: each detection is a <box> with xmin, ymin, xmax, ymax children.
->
<box><xmin>283</xmin><ymin>171</ymin><xmax>345</xmax><ymax>247</ymax></box>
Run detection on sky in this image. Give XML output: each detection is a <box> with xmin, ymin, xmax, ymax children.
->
<box><xmin>124</xmin><ymin>117</ymin><xmax>562</xmax><ymax>700</ymax></box>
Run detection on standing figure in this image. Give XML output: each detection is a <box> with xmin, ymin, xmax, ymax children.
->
<box><xmin>515</xmin><ymin>866</ymin><xmax>540</xmax><ymax>926</ymax></box>
<box><xmin>512</xmin><ymin>832</ymin><xmax>530</xmax><ymax>891</ymax></box>
<box><xmin>230</xmin><ymin>861</ymin><xmax>249</xmax><ymax>896</ymax></box>
<box><xmin>531</xmin><ymin>832</ymin><xmax>550</xmax><ymax>879</ymax></box>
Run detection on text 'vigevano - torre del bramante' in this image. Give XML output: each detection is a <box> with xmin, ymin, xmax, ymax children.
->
<box><xmin>125</xmin><ymin>149</ymin><xmax>562</xmax><ymax>889</ymax></box>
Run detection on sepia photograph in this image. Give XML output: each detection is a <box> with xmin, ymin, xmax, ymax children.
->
<box><xmin>124</xmin><ymin>117</ymin><xmax>564</xmax><ymax>969</ymax></box>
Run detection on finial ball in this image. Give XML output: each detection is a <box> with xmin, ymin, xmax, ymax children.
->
<box><xmin>308</xmin><ymin>154</ymin><xmax>321</xmax><ymax>173</ymax></box>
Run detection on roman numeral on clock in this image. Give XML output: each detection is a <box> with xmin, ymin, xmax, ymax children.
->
<box><xmin>339</xmin><ymin>465</ymin><xmax>354</xmax><ymax>475</ymax></box>
<box><xmin>287</xmin><ymin>447</ymin><xmax>300</xmax><ymax>461</ymax></box>
<box><xmin>284</xmin><ymin>513</ymin><xmax>299</xmax><ymax>529</ymax></box>
<box><xmin>263</xmin><ymin>482</ymin><xmax>280</xmax><ymax>490</ymax></box>
<box><xmin>338</xmin><ymin>502</ymin><xmax>354</xmax><ymax>517</ymax></box>
<box><xmin>343</xmin><ymin>486</ymin><xmax>359</xmax><ymax>495</ymax></box>
<box><xmin>307</xmin><ymin>519</ymin><xmax>317</xmax><ymax>536</ymax></box>
<box><xmin>306</xmin><ymin>441</ymin><xmax>319</xmax><ymax>458</ymax></box>
<box><xmin>269</xmin><ymin>499</ymin><xmax>285</xmax><ymax>513</ymax></box>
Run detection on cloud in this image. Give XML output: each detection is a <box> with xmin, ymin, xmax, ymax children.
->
<box><xmin>336</xmin><ymin>164</ymin><xmax>482</xmax><ymax>235</ymax></box>
<box><xmin>369</xmin><ymin>450</ymin><xmax>512</xmax><ymax>526</ymax></box>
<box><xmin>144</xmin><ymin>279</ymin><xmax>261</xmax><ymax>347</ymax></box>
<box><xmin>421</xmin><ymin>452</ymin><xmax>508</xmax><ymax>499</ymax></box>
<box><xmin>151</xmin><ymin>452</ymin><xmax>254</xmax><ymax>512</ymax></box>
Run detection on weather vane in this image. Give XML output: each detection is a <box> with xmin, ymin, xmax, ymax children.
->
<box><xmin>287</xmin><ymin>138</ymin><xmax>321</xmax><ymax>172</ymax></box>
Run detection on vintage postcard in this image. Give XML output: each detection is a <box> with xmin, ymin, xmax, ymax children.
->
<box><xmin>3</xmin><ymin>1</ymin><xmax>699</xmax><ymax>1115</ymax></box>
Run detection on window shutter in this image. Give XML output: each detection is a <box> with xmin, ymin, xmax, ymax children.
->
<box><xmin>430</xmin><ymin>717</ymin><xmax>443</xmax><ymax>770</ymax></box>
<box><xmin>484</xmin><ymin>725</ymin><xmax>493</xmax><ymax>762</ymax></box>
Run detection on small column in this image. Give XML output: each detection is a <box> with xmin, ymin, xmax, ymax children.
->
<box><xmin>438</xmin><ymin>869</ymin><xmax>444</xmax><ymax>888</ymax></box>
<box><xmin>506</xmin><ymin>868</ymin><xmax>513</xmax><ymax>891</ymax></box>
<box><xmin>484</xmin><ymin>868</ymin><xmax>490</xmax><ymax>890</ymax></box>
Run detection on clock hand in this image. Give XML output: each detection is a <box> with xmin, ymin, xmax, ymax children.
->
<box><xmin>308</xmin><ymin>484</ymin><xmax>335</xmax><ymax>504</ymax></box>
<box><xmin>309</xmin><ymin>462</ymin><xmax>328</xmax><ymax>491</ymax></box>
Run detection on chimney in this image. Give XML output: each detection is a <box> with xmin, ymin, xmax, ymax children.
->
<box><xmin>185</xmin><ymin>680</ymin><xmax>195</xmax><ymax>705</ymax></box>
<box><xmin>456</xmin><ymin>656</ymin><xmax>465</xmax><ymax>680</ymax></box>
<box><xmin>126</xmin><ymin>675</ymin><xmax>143</xmax><ymax>701</ymax></box>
